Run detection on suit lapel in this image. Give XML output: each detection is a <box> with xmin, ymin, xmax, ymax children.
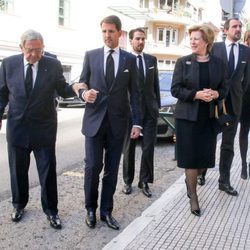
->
<box><xmin>221</xmin><ymin>43</ymin><xmax>228</xmax><ymax>67</ymax></box>
<box><xmin>144</xmin><ymin>54</ymin><xmax>150</xmax><ymax>84</ymax></box>
<box><xmin>117</xmin><ymin>49</ymin><xmax>126</xmax><ymax>75</ymax></box>
<box><xmin>17</xmin><ymin>55</ymin><xmax>26</xmax><ymax>92</ymax></box>
<box><xmin>14</xmin><ymin>55</ymin><xmax>28</xmax><ymax>98</ymax></box>
<box><xmin>99</xmin><ymin>48</ymin><xmax>107</xmax><ymax>90</ymax></box>
<box><xmin>190</xmin><ymin>55</ymin><xmax>199</xmax><ymax>89</ymax></box>
<box><xmin>234</xmin><ymin>44</ymin><xmax>243</xmax><ymax>73</ymax></box>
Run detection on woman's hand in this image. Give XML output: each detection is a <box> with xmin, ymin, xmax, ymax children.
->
<box><xmin>194</xmin><ymin>89</ymin><xmax>219</xmax><ymax>102</ymax></box>
<box><xmin>206</xmin><ymin>89</ymin><xmax>219</xmax><ymax>100</ymax></box>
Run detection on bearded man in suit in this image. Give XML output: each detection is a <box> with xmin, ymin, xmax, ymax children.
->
<box><xmin>211</xmin><ymin>18</ymin><xmax>250</xmax><ymax>196</ymax></box>
<box><xmin>122</xmin><ymin>28</ymin><xmax>161</xmax><ymax>198</ymax></box>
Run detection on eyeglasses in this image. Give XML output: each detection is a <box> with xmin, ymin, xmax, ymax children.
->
<box><xmin>23</xmin><ymin>48</ymin><xmax>43</xmax><ymax>54</ymax></box>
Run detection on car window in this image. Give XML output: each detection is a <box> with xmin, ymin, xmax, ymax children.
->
<box><xmin>159</xmin><ymin>73</ymin><xmax>173</xmax><ymax>91</ymax></box>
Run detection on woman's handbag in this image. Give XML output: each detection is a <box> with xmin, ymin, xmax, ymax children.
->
<box><xmin>213</xmin><ymin>99</ymin><xmax>232</xmax><ymax>133</ymax></box>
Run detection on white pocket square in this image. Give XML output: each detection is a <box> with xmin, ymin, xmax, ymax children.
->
<box><xmin>149</xmin><ymin>66</ymin><xmax>154</xmax><ymax>69</ymax></box>
<box><xmin>124</xmin><ymin>69</ymin><xmax>129</xmax><ymax>72</ymax></box>
<box><xmin>241</xmin><ymin>61</ymin><xmax>246</xmax><ymax>63</ymax></box>
<box><xmin>186</xmin><ymin>61</ymin><xmax>191</xmax><ymax>65</ymax></box>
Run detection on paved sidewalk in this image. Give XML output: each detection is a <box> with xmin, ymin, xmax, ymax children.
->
<box><xmin>104</xmin><ymin>131</ymin><xmax>250</xmax><ymax>250</ymax></box>
<box><xmin>0</xmin><ymin>133</ymin><xmax>181</xmax><ymax>249</ymax></box>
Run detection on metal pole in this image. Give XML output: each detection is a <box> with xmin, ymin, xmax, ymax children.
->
<box><xmin>230</xmin><ymin>0</ymin><xmax>234</xmax><ymax>18</ymax></box>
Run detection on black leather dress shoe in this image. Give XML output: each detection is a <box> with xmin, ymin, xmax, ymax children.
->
<box><xmin>122</xmin><ymin>184</ymin><xmax>132</xmax><ymax>195</ymax></box>
<box><xmin>47</xmin><ymin>214</ymin><xmax>62</xmax><ymax>229</ymax></box>
<box><xmin>101</xmin><ymin>214</ymin><xmax>120</xmax><ymax>230</ymax></box>
<box><xmin>219</xmin><ymin>183</ymin><xmax>238</xmax><ymax>196</ymax></box>
<box><xmin>85</xmin><ymin>210</ymin><xmax>96</xmax><ymax>228</ymax></box>
<box><xmin>11</xmin><ymin>208</ymin><xmax>24</xmax><ymax>222</ymax></box>
<box><xmin>138</xmin><ymin>182</ymin><xmax>152</xmax><ymax>197</ymax></box>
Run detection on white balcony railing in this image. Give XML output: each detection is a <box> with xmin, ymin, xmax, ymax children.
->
<box><xmin>145</xmin><ymin>42</ymin><xmax>191</xmax><ymax>56</ymax></box>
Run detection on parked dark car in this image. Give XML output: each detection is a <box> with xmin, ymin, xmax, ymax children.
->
<box><xmin>157</xmin><ymin>71</ymin><xmax>177</xmax><ymax>139</ymax></box>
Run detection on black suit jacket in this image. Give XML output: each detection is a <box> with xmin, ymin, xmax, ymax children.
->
<box><xmin>0</xmin><ymin>54</ymin><xmax>75</xmax><ymax>148</ymax></box>
<box><xmin>211</xmin><ymin>42</ymin><xmax>250</xmax><ymax>116</ymax></box>
<box><xmin>79</xmin><ymin>47</ymin><xmax>141</xmax><ymax>139</ymax></box>
<box><xmin>141</xmin><ymin>53</ymin><xmax>161</xmax><ymax>119</ymax></box>
<box><xmin>171</xmin><ymin>53</ymin><xmax>227</xmax><ymax>121</ymax></box>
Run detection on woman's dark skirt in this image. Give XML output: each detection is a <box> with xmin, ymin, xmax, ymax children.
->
<box><xmin>175</xmin><ymin>104</ymin><xmax>217</xmax><ymax>169</ymax></box>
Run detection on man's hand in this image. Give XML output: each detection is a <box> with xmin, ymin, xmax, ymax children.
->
<box><xmin>72</xmin><ymin>82</ymin><xmax>88</xmax><ymax>95</ymax></box>
<box><xmin>83</xmin><ymin>89</ymin><xmax>99</xmax><ymax>103</ymax></box>
<box><xmin>130</xmin><ymin>127</ymin><xmax>141</xmax><ymax>139</ymax></box>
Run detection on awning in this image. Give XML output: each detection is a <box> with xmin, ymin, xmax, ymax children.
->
<box><xmin>108</xmin><ymin>6</ymin><xmax>152</xmax><ymax>20</ymax></box>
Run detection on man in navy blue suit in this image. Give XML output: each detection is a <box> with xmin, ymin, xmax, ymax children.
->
<box><xmin>79</xmin><ymin>15</ymin><xmax>142</xmax><ymax>230</ymax></box>
<box><xmin>0</xmin><ymin>30</ymin><xmax>82</xmax><ymax>229</ymax></box>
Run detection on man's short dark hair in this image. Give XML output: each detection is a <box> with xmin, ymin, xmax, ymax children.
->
<box><xmin>224</xmin><ymin>18</ymin><xmax>242</xmax><ymax>30</ymax></box>
<box><xmin>129</xmin><ymin>28</ymin><xmax>145</xmax><ymax>40</ymax></box>
<box><xmin>100</xmin><ymin>15</ymin><xmax>122</xmax><ymax>31</ymax></box>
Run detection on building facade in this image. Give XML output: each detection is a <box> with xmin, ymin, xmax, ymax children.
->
<box><xmin>106</xmin><ymin>0</ymin><xmax>219</xmax><ymax>71</ymax></box>
<box><xmin>1</xmin><ymin>0</ymin><xmax>242</xmax><ymax>79</ymax></box>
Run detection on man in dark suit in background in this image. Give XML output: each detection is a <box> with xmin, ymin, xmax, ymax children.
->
<box><xmin>78</xmin><ymin>15</ymin><xmax>141</xmax><ymax>230</ymax></box>
<box><xmin>211</xmin><ymin>18</ymin><xmax>250</xmax><ymax>196</ymax></box>
<box><xmin>122</xmin><ymin>28</ymin><xmax>160</xmax><ymax>197</ymax></box>
<box><xmin>0</xmin><ymin>30</ymin><xmax>82</xmax><ymax>229</ymax></box>
<box><xmin>44</xmin><ymin>51</ymin><xmax>57</xmax><ymax>59</ymax></box>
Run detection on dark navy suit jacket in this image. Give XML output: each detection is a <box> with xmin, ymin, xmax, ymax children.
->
<box><xmin>79</xmin><ymin>47</ymin><xmax>141</xmax><ymax>139</ymax></box>
<box><xmin>0</xmin><ymin>54</ymin><xmax>75</xmax><ymax>148</ymax></box>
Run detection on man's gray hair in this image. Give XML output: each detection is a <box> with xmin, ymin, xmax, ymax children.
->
<box><xmin>20</xmin><ymin>29</ymin><xmax>44</xmax><ymax>46</ymax></box>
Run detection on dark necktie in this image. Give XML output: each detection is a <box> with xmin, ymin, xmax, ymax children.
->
<box><xmin>228</xmin><ymin>43</ymin><xmax>235</xmax><ymax>77</ymax></box>
<box><xmin>105</xmin><ymin>50</ymin><xmax>114</xmax><ymax>89</ymax></box>
<box><xmin>137</xmin><ymin>55</ymin><xmax>145</xmax><ymax>82</ymax></box>
<box><xmin>25</xmin><ymin>63</ymin><xmax>33</xmax><ymax>98</ymax></box>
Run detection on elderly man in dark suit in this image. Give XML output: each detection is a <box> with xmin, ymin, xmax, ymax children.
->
<box><xmin>0</xmin><ymin>29</ymin><xmax>81</xmax><ymax>229</ymax></box>
<box><xmin>78</xmin><ymin>15</ymin><xmax>141</xmax><ymax>230</ymax></box>
<box><xmin>211</xmin><ymin>18</ymin><xmax>250</xmax><ymax>196</ymax></box>
<box><xmin>122</xmin><ymin>28</ymin><xmax>161</xmax><ymax>197</ymax></box>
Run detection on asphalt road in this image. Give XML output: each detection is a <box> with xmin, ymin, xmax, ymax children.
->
<box><xmin>0</xmin><ymin>107</ymin><xmax>85</xmax><ymax>201</ymax></box>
